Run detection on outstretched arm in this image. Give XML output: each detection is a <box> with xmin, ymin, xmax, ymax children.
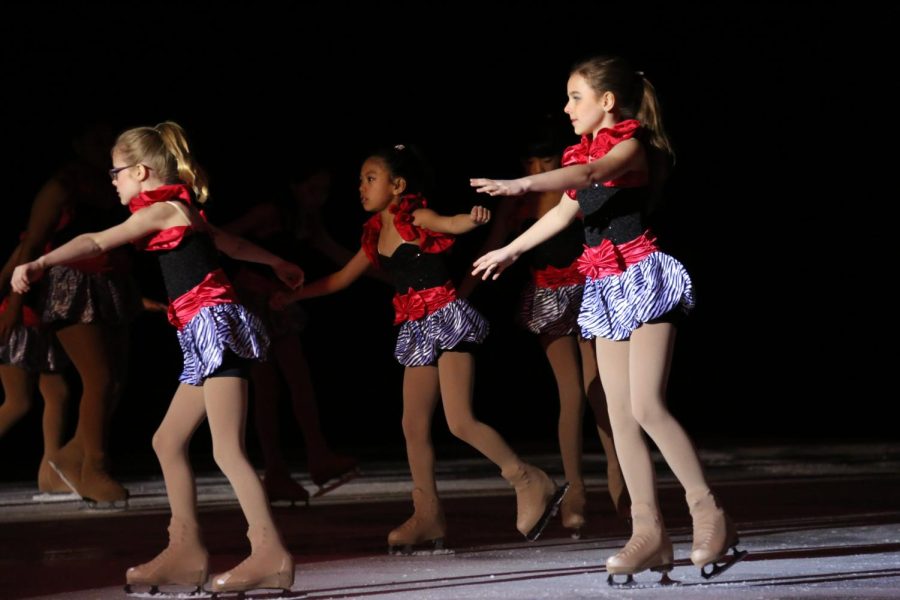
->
<box><xmin>271</xmin><ymin>247</ymin><xmax>371</xmax><ymax>309</ymax></box>
<box><xmin>412</xmin><ymin>206</ymin><xmax>491</xmax><ymax>235</ymax></box>
<box><xmin>11</xmin><ymin>202</ymin><xmax>178</xmax><ymax>294</ymax></box>
<box><xmin>207</xmin><ymin>224</ymin><xmax>303</xmax><ymax>290</ymax></box>
<box><xmin>472</xmin><ymin>194</ymin><xmax>580</xmax><ymax>281</ymax></box>
<box><xmin>471</xmin><ymin>139</ymin><xmax>644</xmax><ymax>196</ymax></box>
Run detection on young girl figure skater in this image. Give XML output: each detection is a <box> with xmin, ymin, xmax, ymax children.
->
<box><xmin>472</xmin><ymin>56</ymin><xmax>744</xmax><ymax>583</ymax></box>
<box><xmin>463</xmin><ymin>123</ymin><xmax>630</xmax><ymax>538</ymax></box>
<box><xmin>272</xmin><ymin>145</ymin><xmax>567</xmax><ymax>552</ymax></box>
<box><xmin>13</xmin><ymin>122</ymin><xmax>301</xmax><ymax>594</ymax></box>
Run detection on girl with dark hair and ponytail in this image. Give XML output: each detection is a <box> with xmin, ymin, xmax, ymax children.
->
<box><xmin>13</xmin><ymin>121</ymin><xmax>303</xmax><ymax>595</ymax></box>
<box><xmin>272</xmin><ymin>144</ymin><xmax>568</xmax><ymax>554</ymax></box>
<box><xmin>472</xmin><ymin>56</ymin><xmax>745</xmax><ymax>584</ymax></box>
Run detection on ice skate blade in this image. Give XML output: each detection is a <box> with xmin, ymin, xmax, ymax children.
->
<box><xmin>524</xmin><ymin>482</ymin><xmax>570</xmax><ymax>542</ymax></box>
<box><xmin>700</xmin><ymin>545</ymin><xmax>748</xmax><ymax>580</ymax></box>
<box><xmin>32</xmin><ymin>491</ymin><xmax>80</xmax><ymax>503</ymax></box>
<box><xmin>124</xmin><ymin>582</ymin><xmax>209</xmax><ymax>597</ymax></box>
<box><xmin>312</xmin><ymin>468</ymin><xmax>359</xmax><ymax>498</ymax></box>
<box><xmin>607</xmin><ymin>568</ymin><xmax>678</xmax><ymax>588</ymax></box>
<box><xmin>389</xmin><ymin>537</ymin><xmax>453</xmax><ymax>556</ymax></box>
<box><xmin>47</xmin><ymin>459</ymin><xmax>82</xmax><ymax>498</ymax></box>
<box><xmin>206</xmin><ymin>587</ymin><xmax>306</xmax><ymax>598</ymax></box>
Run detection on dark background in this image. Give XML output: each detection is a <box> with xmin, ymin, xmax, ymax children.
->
<box><xmin>0</xmin><ymin>5</ymin><xmax>890</xmax><ymax>480</ymax></box>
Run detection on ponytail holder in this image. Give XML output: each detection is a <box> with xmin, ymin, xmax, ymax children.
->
<box><xmin>394</xmin><ymin>144</ymin><xmax>406</xmax><ymax>151</ymax></box>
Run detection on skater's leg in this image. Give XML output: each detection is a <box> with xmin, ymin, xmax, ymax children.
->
<box><xmin>0</xmin><ymin>365</ymin><xmax>34</xmax><ymax>438</ymax></box>
<box><xmin>438</xmin><ymin>351</ymin><xmax>562</xmax><ymax>540</ymax></box>
<box><xmin>540</xmin><ymin>334</ymin><xmax>586</xmax><ymax>535</ymax></box>
<box><xmin>595</xmin><ymin>337</ymin><xmax>671</xmax><ymax>576</ymax></box>
<box><xmin>629</xmin><ymin>322</ymin><xmax>739</xmax><ymax>570</ymax></box>
<box><xmin>205</xmin><ymin>375</ymin><xmax>292</xmax><ymax>593</ymax></box>
<box><xmin>251</xmin><ymin>356</ymin><xmax>309</xmax><ymax>505</ymax></box>
<box><xmin>37</xmin><ymin>372</ymin><xmax>69</xmax><ymax>492</ymax></box>
<box><xmin>579</xmin><ymin>337</ymin><xmax>629</xmax><ymax>517</ymax></box>
<box><xmin>272</xmin><ymin>335</ymin><xmax>356</xmax><ymax>486</ymax></box>
<box><xmin>126</xmin><ymin>383</ymin><xmax>209</xmax><ymax>589</ymax></box>
<box><xmin>54</xmin><ymin>323</ymin><xmax>125</xmax><ymax>502</ymax></box>
<box><xmin>388</xmin><ymin>365</ymin><xmax>445</xmax><ymax>551</ymax></box>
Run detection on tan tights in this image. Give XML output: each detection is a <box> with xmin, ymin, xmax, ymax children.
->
<box><xmin>0</xmin><ymin>366</ymin><xmax>69</xmax><ymax>458</ymax></box>
<box><xmin>401</xmin><ymin>351</ymin><xmax>521</xmax><ymax>494</ymax></box>
<box><xmin>152</xmin><ymin>376</ymin><xmax>277</xmax><ymax>531</ymax></box>
<box><xmin>597</xmin><ymin>322</ymin><xmax>710</xmax><ymax>513</ymax></box>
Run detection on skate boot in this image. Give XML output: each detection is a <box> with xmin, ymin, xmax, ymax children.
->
<box><xmin>560</xmin><ymin>482</ymin><xmax>586</xmax><ymax>539</ymax></box>
<box><xmin>209</xmin><ymin>525</ymin><xmax>294</xmax><ymax>593</ymax></box>
<box><xmin>310</xmin><ymin>452</ymin><xmax>359</xmax><ymax>497</ymax></box>
<box><xmin>687</xmin><ymin>490</ymin><xmax>747</xmax><ymax>579</ymax></box>
<box><xmin>47</xmin><ymin>441</ymin><xmax>83</xmax><ymax>495</ymax></box>
<box><xmin>125</xmin><ymin>516</ymin><xmax>209</xmax><ymax>593</ymax></box>
<box><xmin>264</xmin><ymin>469</ymin><xmax>310</xmax><ymax>507</ymax></box>
<box><xmin>502</xmin><ymin>463</ymin><xmax>568</xmax><ymax>541</ymax></box>
<box><xmin>388</xmin><ymin>487</ymin><xmax>447</xmax><ymax>555</ymax></box>
<box><xmin>606</xmin><ymin>503</ymin><xmax>675</xmax><ymax>586</ymax></box>
<box><xmin>38</xmin><ymin>457</ymin><xmax>71</xmax><ymax>494</ymax></box>
<box><xmin>78</xmin><ymin>454</ymin><xmax>128</xmax><ymax>507</ymax></box>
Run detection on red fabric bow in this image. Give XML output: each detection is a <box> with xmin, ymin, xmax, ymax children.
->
<box><xmin>532</xmin><ymin>262</ymin><xmax>584</xmax><ymax>289</ymax></box>
<box><xmin>129</xmin><ymin>184</ymin><xmax>208</xmax><ymax>251</ymax></box>
<box><xmin>575</xmin><ymin>231</ymin><xmax>659</xmax><ymax>280</ymax></box>
<box><xmin>166</xmin><ymin>269</ymin><xmax>238</xmax><ymax>330</ymax></box>
<box><xmin>392</xmin><ymin>282</ymin><xmax>457</xmax><ymax>324</ymax></box>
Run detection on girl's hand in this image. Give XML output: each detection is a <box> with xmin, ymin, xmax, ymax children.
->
<box><xmin>472</xmin><ymin>246</ymin><xmax>519</xmax><ymax>280</ymax></box>
<box><xmin>11</xmin><ymin>261</ymin><xmax>44</xmax><ymax>294</ymax></box>
<box><xmin>269</xmin><ymin>290</ymin><xmax>294</xmax><ymax>311</ymax></box>
<box><xmin>470</xmin><ymin>178</ymin><xmax>526</xmax><ymax>197</ymax></box>
<box><xmin>470</xmin><ymin>205</ymin><xmax>491</xmax><ymax>226</ymax></box>
<box><xmin>141</xmin><ymin>297</ymin><xmax>168</xmax><ymax>313</ymax></box>
<box><xmin>273</xmin><ymin>261</ymin><xmax>304</xmax><ymax>289</ymax></box>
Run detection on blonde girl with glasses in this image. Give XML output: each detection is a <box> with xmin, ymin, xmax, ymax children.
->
<box><xmin>13</xmin><ymin>121</ymin><xmax>304</xmax><ymax>595</ymax></box>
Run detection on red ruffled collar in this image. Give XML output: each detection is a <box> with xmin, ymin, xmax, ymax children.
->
<box><xmin>361</xmin><ymin>193</ymin><xmax>454</xmax><ymax>267</ymax></box>
<box><xmin>128</xmin><ymin>184</ymin><xmax>194</xmax><ymax>214</ymax></box>
<box><xmin>561</xmin><ymin>119</ymin><xmax>645</xmax><ymax>197</ymax></box>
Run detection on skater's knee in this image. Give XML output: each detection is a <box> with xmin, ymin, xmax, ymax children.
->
<box><xmin>631</xmin><ymin>398</ymin><xmax>669</xmax><ymax>429</ymax></box>
<box><xmin>211</xmin><ymin>441</ymin><xmax>246</xmax><ymax>472</ymax></box>
<box><xmin>446</xmin><ymin>415</ymin><xmax>478</xmax><ymax>442</ymax></box>
<box><xmin>152</xmin><ymin>429</ymin><xmax>188</xmax><ymax>461</ymax></box>
<box><xmin>401</xmin><ymin>416</ymin><xmax>430</xmax><ymax>443</ymax></box>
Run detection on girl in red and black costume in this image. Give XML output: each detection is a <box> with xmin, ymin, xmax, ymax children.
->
<box><xmin>13</xmin><ymin>122</ymin><xmax>302</xmax><ymax>595</ymax></box>
<box><xmin>463</xmin><ymin>121</ymin><xmax>630</xmax><ymax>539</ymax></box>
<box><xmin>472</xmin><ymin>56</ymin><xmax>744</xmax><ymax>584</ymax></box>
<box><xmin>272</xmin><ymin>145</ymin><xmax>567</xmax><ymax>553</ymax></box>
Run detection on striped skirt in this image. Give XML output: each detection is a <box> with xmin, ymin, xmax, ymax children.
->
<box><xmin>519</xmin><ymin>282</ymin><xmax>583</xmax><ymax>337</ymax></box>
<box><xmin>176</xmin><ymin>303</ymin><xmax>269</xmax><ymax>385</ymax></box>
<box><xmin>394</xmin><ymin>298</ymin><xmax>489</xmax><ymax>367</ymax></box>
<box><xmin>578</xmin><ymin>251</ymin><xmax>695</xmax><ymax>341</ymax></box>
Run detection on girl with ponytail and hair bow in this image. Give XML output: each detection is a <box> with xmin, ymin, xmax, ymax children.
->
<box><xmin>272</xmin><ymin>144</ymin><xmax>569</xmax><ymax>554</ymax></box>
<box><xmin>472</xmin><ymin>56</ymin><xmax>745</xmax><ymax>584</ymax></box>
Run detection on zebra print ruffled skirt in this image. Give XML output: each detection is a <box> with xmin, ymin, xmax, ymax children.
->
<box><xmin>176</xmin><ymin>303</ymin><xmax>269</xmax><ymax>385</ymax></box>
<box><xmin>578</xmin><ymin>251</ymin><xmax>695</xmax><ymax>341</ymax></box>
<box><xmin>518</xmin><ymin>283</ymin><xmax>583</xmax><ymax>337</ymax></box>
<box><xmin>394</xmin><ymin>298</ymin><xmax>489</xmax><ymax>367</ymax></box>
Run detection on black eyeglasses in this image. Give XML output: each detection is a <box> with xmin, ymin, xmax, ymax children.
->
<box><xmin>109</xmin><ymin>164</ymin><xmax>137</xmax><ymax>181</ymax></box>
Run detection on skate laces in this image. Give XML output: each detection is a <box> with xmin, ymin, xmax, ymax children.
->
<box><xmin>690</xmin><ymin>496</ymin><xmax>725</xmax><ymax>550</ymax></box>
